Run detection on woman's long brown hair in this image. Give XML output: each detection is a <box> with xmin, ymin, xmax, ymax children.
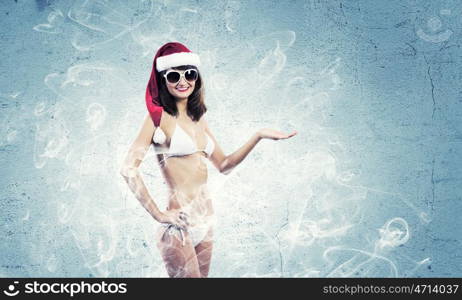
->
<box><xmin>156</xmin><ymin>65</ymin><xmax>207</xmax><ymax>122</ymax></box>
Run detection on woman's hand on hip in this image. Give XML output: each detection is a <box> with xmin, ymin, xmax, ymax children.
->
<box><xmin>157</xmin><ymin>209</ymin><xmax>189</xmax><ymax>230</ymax></box>
<box><xmin>257</xmin><ymin>128</ymin><xmax>297</xmax><ymax>140</ymax></box>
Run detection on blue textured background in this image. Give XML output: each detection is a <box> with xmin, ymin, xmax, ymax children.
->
<box><xmin>1</xmin><ymin>0</ymin><xmax>461</xmax><ymax>277</ymax></box>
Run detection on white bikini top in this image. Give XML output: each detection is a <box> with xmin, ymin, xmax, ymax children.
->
<box><xmin>152</xmin><ymin>122</ymin><xmax>215</xmax><ymax>159</ymax></box>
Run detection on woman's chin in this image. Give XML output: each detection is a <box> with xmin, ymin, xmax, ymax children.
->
<box><xmin>174</xmin><ymin>91</ymin><xmax>193</xmax><ymax>99</ymax></box>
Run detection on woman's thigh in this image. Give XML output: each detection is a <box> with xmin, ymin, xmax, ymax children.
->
<box><xmin>156</xmin><ymin>226</ymin><xmax>201</xmax><ymax>278</ymax></box>
<box><xmin>194</xmin><ymin>227</ymin><xmax>214</xmax><ymax>277</ymax></box>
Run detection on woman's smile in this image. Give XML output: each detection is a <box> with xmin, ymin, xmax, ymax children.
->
<box><xmin>176</xmin><ymin>86</ymin><xmax>189</xmax><ymax>92</ymax></box>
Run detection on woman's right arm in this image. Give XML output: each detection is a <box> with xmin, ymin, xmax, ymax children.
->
<box><xmin>119</xmin><ymin>114</ymin><xmax>164</xmax><ymax>222</ymax></box>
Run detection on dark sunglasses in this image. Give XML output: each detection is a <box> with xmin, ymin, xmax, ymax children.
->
<box><xmin>163</xmin><ymin>69</ymin><xmax>199</xmax><ymax>84</ymax></box>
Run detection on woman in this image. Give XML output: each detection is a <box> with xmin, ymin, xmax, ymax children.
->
<box><xmin>120</xmin><ymin>42</ymin><xmax>297</xmax><ymax>278</ymax></box>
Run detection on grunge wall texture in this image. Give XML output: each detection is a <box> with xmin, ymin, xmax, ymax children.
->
<box><xmin>0</xmin><ymin>0</ymin><xmax>461</xmax><ymax>277</ymax></box>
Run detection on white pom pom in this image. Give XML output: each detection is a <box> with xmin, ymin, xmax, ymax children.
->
<box><xmin>153</xmin><ymin>127</ymin><xmax>166</xmax><ymax>144</ymax></box>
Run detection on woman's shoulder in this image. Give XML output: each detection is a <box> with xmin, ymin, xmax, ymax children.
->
<box><xmin>198</xmin><ymin>112</ymin><xmax>208</xmax><ymax>123</ymax></box>
<box><xmin>147</xmin><ymin>106</ymin><xmax>176</xmax><ymax>126</ymax></box>
<box><xmin>151</xmin><ymin>110</ymin><xmax>176</xmax><ymax>137</ymax></box>
<box><xmin>198</xmin><ymin>113</ymin><xmax>210</xmax><ymax>129</ymax></box>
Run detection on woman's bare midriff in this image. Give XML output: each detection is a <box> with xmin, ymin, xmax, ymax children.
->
<box><xmin>159</xmin><ymin>152</ymin><xmax>214</xmax><ymax>226</ymax></box>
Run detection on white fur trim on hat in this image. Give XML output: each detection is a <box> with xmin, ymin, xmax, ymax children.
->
<box><xmin>156</xmin><ymin>52</ymin><xmax>201</xmax><ymax>72</ymax></box>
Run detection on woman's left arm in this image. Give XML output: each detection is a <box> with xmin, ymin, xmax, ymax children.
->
<box><xmin>204</xmin><ymin>119</ymin><xmax>297</xmax><ymax>175</ymax></box>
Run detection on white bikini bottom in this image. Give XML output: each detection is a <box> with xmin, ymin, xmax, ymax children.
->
<box><xmin>161</xmin><ymin>216</ymin><xmax>216</xmax><ymax>247</ymax></box>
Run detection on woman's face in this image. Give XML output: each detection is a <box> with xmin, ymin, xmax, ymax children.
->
<box><xmin>164</xmin><ymin>68</ymin><xmax>196</xmax><ymax>100</ymax></box>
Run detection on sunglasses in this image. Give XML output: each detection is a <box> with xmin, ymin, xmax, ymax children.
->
<box><xmin>163</xmin><ymin>69</ymin><xmax>199</xmax><ymax>84</ymax></box>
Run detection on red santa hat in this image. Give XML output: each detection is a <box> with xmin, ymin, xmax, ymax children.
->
<box><xmin>145</xmin><ymin>42</ymin><xmax>201</xmax><ymax>127</ymax></box>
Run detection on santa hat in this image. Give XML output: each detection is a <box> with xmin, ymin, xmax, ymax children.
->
<box><xmin>145</xmin><ymin>42</ymin><xmax>201</xmax><ymax>128</ymax></box>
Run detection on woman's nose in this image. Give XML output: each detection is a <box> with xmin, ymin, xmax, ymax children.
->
<box><xmin>179</xmin><ymin>75</ymin><xmax>188</xmax><ymax>85</ymax></box>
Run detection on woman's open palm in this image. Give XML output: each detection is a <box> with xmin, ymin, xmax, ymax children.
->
<box><xmin>258</xmin><ymin>128</ymin><xmax>297</xmax><ymax>140</ymax></box>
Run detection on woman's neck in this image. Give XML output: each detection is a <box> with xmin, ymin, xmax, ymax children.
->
<box><xmin>176</xmin><ymin>98</ymin><xmax>188</xmax><ymax>117</ymax></box>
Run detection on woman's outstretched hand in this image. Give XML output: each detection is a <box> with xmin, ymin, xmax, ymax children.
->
<box><xmin>257</xmin><ymin>128</ymin><xmax>297</xmax><ymax>140</ymax></box>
